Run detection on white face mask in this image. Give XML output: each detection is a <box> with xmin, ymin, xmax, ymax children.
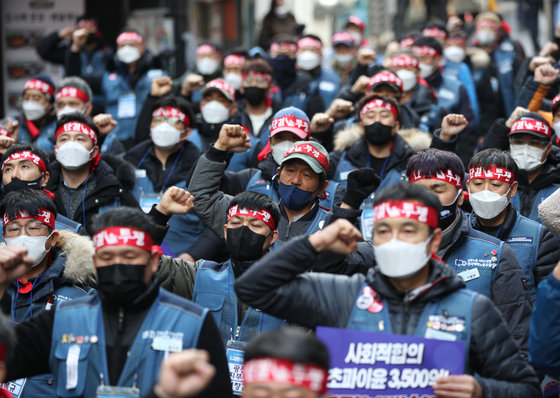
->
<box><xmin>56</xmin><ymin>141</ymin><xmax>93</xmax><ymax>170</ymax></box>
<box><xmin>348</xmin><ymin>31</ymin><xmax>362</xmax><ymax>46</ymax></box>
<box><xmin>475</xmin><ymin>30</ymin><xmax>497</xmax><ymax>47</ymax></box>
<box><xmin>6</xmin><ymin>232</ymin><xmax>53</xmax><ymax>267</ymax></box>
<box><xmin>553</xmin><ymin>121</ymin><xmax>560</xmax><ymax>140</ymax></box>
<box><xmin>224</xmin><ymin>73</ymin><xmax>243</xmax><ymax>90</ymax></box>
<box><xmin>419</xmin><ymin>62</ymin><xmax>435</xmax><ymax>79</ymax></box>
<box><xmin>443</xmin><ymin>46</ymin><xmax>466</xmax><ymax>64</ymax></box>
<box><xmin>271</xmin><ymin>140</ymin><xmax>294</xmax><ymax>165</ymax></box>
<box><xmin>22</xmin><ymin>100</ymin><xmax>47</xmax><ymax>121</ymax></box>
<box><xmin>510</xmin><ymin>143</ymin><xmax>546</xmax><ymax>172</ymax></box>
<box><xmin>197</xmin><ymin>57</ymin><xmax>220</xmax><ymax>76</ymax></box>
<box><xmin>56</xmin><ymin>106</ymin><xmax>85</xmax><ymax>120</ymax></box>
<box><xmin>395</xmin><ymin>69</ymin><xmax>418</xmax><ymax>92</ymax></box>
<box><xmin>335</xmin><ymin>53</ymin><xmax>354</xmax><ymax>67</ymax></box>
<box><xmin>117</xmin><ymin>45</ymin><xmax>141</xmax><ymax>64</ymax></box>
<box><xmin>374</xmin><ymin>236</ymin><xmax>432</xmax><ymax>279</ymax></box>
<box><xmin>469</xmin><ymin>188</ymin><xmax>511</xmax><ymax>220</ymax></box>
<box><xmin>151</xmin><ymin>122</ymin><xmax>184</xmax><ymax>149</ymax></box>
<box><xmin>201</xmin><ymin>101</ymin><xmax>230</xmax><ymax>124</ymax></box>
<box><xmin>296</xmin><ymin>51</ymin><xmax>321</xmax><ymax>71</ymax></box>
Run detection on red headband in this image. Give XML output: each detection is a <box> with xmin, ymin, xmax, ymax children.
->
<box><xmin>227</xmin><ymin>204</ymin><xmax>276</xmax><ymax>230</ymax></box>
<box><xmin>243</xmin><ymin>358</ymin><xmax>328</xmax><ymax>394</ymax></box>
<box><xmin>55</xmin><ymin>86</ymin><xmax>89</xmax><ymax>103</ymax></box>
<box><xmin>243</xmin><ymin>71</ymin><xmax>272</xmax><ymax>83</ymax></box>
<box><xmin>332</xmin><ymin>31</ymin><xmax>355</xmax><ymax>45</ymax></box>
<box><xmin>284</xmin><ymin>142</ymin><xmax>329</xmax><ymax>173</ymax></box>
<box><xmin>373</xmin><ymin>200</ymin><xmax>439</xmax><ymax>229</ymax></box>
<box><xmin>116</xmin><ymin>31</ymin><xmax>144</xmax><ymax>45</ymax></box>
<box><xmin>2</xmin><ymin>151</ymin><xmax>47</xmax><ymax>173</ymax></box>
<box><xmin>347</xmin><ymin>16</ymin><xmax>366</xmax><ymax>31</ymax></box>
<box><xmin>92</xmin><ymin>227</ymin><xmax>153</xmax><ymax>251</ymax></box>
<box><xmin>409</xmin><ymin>169</ymin><xmax>463</xmax><ymax>189</ymax></box>
<box><xmin>205</xmin><ymin>79</ymin><xmax>236</xmax><ymax>100</ymax></box>
<box><xmin>24</xmin><ymin>79</ymin><xmax>54</xmax><ymax>97</ymax></box>
<box><xmin>360</xmin><ymin>98</ymin><xmax>398</xmax><ymax>120</ymax></box>
<box><xmin>367</xmin><ymin>72</ymin><xmax>403</xmax><ymax>92</ymax></box>
<box><xmin>152</xmin><ymin>106</ymin><xmax>190</xmax><ymax>128</ymax></box>
<box><xmin>0</xmin><ymin>126</ymin><xmax>10</xmax><ymax>137</ymax></box>
<box><xmin>422</xmin><ymin>27</ymin><xmax>448</xmax><ymax>40</ymax></box>
<box><xmin>476</xmin><ymin>19</ymin><xmax>500</xmax><ymax>30</ymax></box>
<box><xmin>400</xmin><ymin>37</ymin><xmax>415</xmax><ymax>48</ymax></box>
<box><xmin>270</xmin><ymin>115</ymin><xmax>310</xmax><ymax>137</ymax></box>
<box><xmin>3</xmin><ymin>208</ymin><xmax>56</xmax><ymax>230</ymax></box>
<box><xmin>196</xmin><ymin>44</ymin><xmax>217</xmax><ymax>56</ymax></box>
<box><xmin>468</xmin><ymin>166</ymin><xmax>515</xmax><ymax>184</ymax></box>
<box><xmin>297</xmin><ymin>37</ymin><xmax>322</xmax><ymax>50</ymax></box>
<box><xmin>510</xmin><ymin>119</ymin><xmax>553</xmax><ymax>138</ymax></box>
<box><xmin>55</xmin><ymin>122</ymin><xmax>97</xmax><ymax>145</ymax></box>
<box><xmin>552</xmin><ymin>94</ymin><xmax>560</xmax><ymax>113</ymax></box>
<box><xmin>224</xmin><ymin>54</ymin><xmax>245</xmax><ymax>66</ymax></box>
<box><xmin>413</xmin><ymin>45</ymin><xmax>441</xmax><ymax>58</ymax></box>
<box><xmin>270</xmin><ymin>42</ymin><xmax>297</xmax><ymax>54</ymax></box>
<box><xmin>391</xmin><ymin>54</ymin><xmax>419</xmax><ymax>68</ymax></box>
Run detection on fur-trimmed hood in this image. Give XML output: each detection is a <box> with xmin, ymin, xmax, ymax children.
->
<box><xmin>333</xmin><ymin>123</ymin><xmax>363</xmax><ymax>152</ymax></box>
<box><xmin>56</xmin><ymin>229</ymin><xmax>95</xmax><ymax>286</ymax></box>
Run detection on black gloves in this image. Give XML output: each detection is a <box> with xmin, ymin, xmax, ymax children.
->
<box><xmin>342</xmin><ymin>168</ymin><xmax>381</xmax><ymax>209</ymax></box>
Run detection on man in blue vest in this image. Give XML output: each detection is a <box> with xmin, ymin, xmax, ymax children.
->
<box><xmin>329</xmin><ymin>95</ymin><xmax>411</xmax><ymax>195</ymax></box>
<box><xmin>235</xmin><ymin>182</ymin><xmax>541</xmax><ymax>397</ymax></box>
<box><xmin>1</xmin><ymin>144</ymin><xmax>83</xmax><ymax>234</ymax></box>
<box><xmin>406</xmin><ymin>148</ymin><xmax>533</xmax><ymax>353</ymax></box>
<box><xmin>467</xmin><ymin>148</ymin><xmax>559</xmax><ymax>301</ymax></box>
<box><xmin>3</xmin><ymin>207</ymin><xmax>231</xmax><ymax>398</ymax></box>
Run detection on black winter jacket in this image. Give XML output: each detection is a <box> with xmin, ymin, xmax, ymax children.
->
<box><xmin>235</xmin><ymin>236</ymin><xmax>541</xmax><ymax>397</ymax></box>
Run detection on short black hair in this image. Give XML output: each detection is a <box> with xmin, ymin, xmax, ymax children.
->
<box><xmin>271</xmin><ymin>34</ymin><xmax>298</xmax><ymax>46</ymax></box>
<box><xmin>152</xmin><ymin>96</ymin><xmax>195</xmax><ymax>127</ymax></box>
<box><xmin>414</xmin><ymin>36</ymin><xmax>443</xmax><ymax>57</ymax></box>
<box><xmin>300</xmin><ymin>34</ymin><xmax>323</xmax><ymax>46</ymax></box>
<box><xmin>229</xmin><ymin>191</ymin><xmax>281</xmax><ymax>230</ymax></box>
<box><xmin>91</xmin><ymin>207</ymin><xmax>155</xmax><ymax>238</ymax></box>
<box><xmin>406</xmin><ymin>148</ymin><xmax>465</xmax><ymax>183</ymax></box>
<box><xmin>374</xmin><ymin>182</ymin><xmax>442</xmax><ymax>225</ymax></box>
<box><xmin>0</xmin><ymin>313</ymin><xmax>16</xmax><ymax>363</ymax></box>
<box><xmin>358</xmin><ymin>95</ymin><xmax>401</xmax><ymax>121</ymax></box>
<box><xmin>0</xmin><ymin>189</ymin><xmax>57</xmax><ymax>231</ymax></box>
<box><xmin>244</xmin><ymin>327</ymin><xmax>330</xmax><ymax>371</ymax></box>
<box><xmin>398</xmin><ymin>30</ymin><xmax>421</xmax><ymax>43</ymax></box>
<box><xmin>242</xmin><ymin>59</ymin><xmax>274</xmax><ymax>78</ymax></box>
<box><xmin>468</xmin><ymin>148</ymin><xmax>519</xmax><ymax>181</ymax></box>
<box><xmin>55</xmin><ymin>113</ymin><xmax>100</xmax><ymax>141</ymax></box>
<box><xmin>2</xmin><ymin>143</ymin><xmax>50</xmax><ymax>172</ymax></box>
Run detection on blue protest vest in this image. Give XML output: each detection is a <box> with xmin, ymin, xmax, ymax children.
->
<box><xmin>99</xmin><ymin>131</ymin><xmax>119</xmax><ymax>155</ymax></box>
<box><xmin>310</xmin><ymin>68</ymin><xmax>341</xmax><ymax>109</ymax></box>
<box><xmin>49</xmin><ymin>289</ymin><xmax>207</xmax><ymax>398</ymax></box>
<box><xmin>132</xmin><ymin>171</ymin><xmax>204</xmax><ymax>257</ymax></box>
<box><xmin>18</xmin><ymin>115</ymin><xmax>57</xmax><ymax>153</ymax></box>
<box><xmin>80</xmin><ymin>50</ymin><xmax>108</xmax><ymax>109</ymax></box>
<box><xmin>493</xmin><ymin>41</ymin><xmax>516</xmax><ymax>115</ymax></box>
<box><xmin>442</xmin><ymin>224</ymin><xmax>503</xmax><ymax>298</ymax></box>
<box><xmin>333</xmin><ymin>153</ymin><xmax>403</xmax><ymax>193</ymax></box>
<box><xmin>504</xmin><ymin>213</ymin><xmax>541</xmax><ymax>301</ymax></box>
<box><xmin>511</xmin><ymin>185</ymin><xmax>560</xmax><ymax>222</ymax></box>
<box><xmin>246</xmin><ymin>170</ymin><xmax>340</xmax><ymax>210</ymax></box>
<box><xmin>102</xmin><ymin>70</ymin><xmax>155</xmax><ymax>141</ymax></box>
<box><xmin>434</xmin><ymin>76</ymin><xmax>461</xmax><ymax>116</ymax></box>
<box><xmin>192</xmin><ymin>260</ymin><xmax>287</xmax><ymax>346</ymax></box>
<box><xmin>443</xmin><ymin>61</ymin><xmax>480</xmax><ymax>125</ymax></box>
<box><xmin>346</xmin><ymin>283</ymin><xmax>475</xmax><ymax>372</ymax></box>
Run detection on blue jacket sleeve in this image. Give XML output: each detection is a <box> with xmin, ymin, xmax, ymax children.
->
<box><xmin>458</xmin><ymin>63</ymin><xmax>480</xmax><ymax>125</ymax></box>
<box><xmin>530</xmin><ymin>272</ymin><xmax>560</xmax><ymax>377</ymax></box>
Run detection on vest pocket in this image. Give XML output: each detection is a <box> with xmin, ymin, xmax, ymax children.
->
<box><xmin>193</xmin><ymin>292</ymin><xmax>226</xmax><ymax>325</ymax></box>
<box><xmin>53</xmin><ymin>342</ymin><xmax>92</xmax><ymax>397</ymax></box>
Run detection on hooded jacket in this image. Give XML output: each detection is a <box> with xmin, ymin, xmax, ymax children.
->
<box><xmin>235</xmin><ymin>236</ymin><xmax>541</xmax><ymax>397</ymax></box>
<box><xmin>45</xmin><ymin>155</ymin><xmax>139</xmax><ymax>235</ymax></box>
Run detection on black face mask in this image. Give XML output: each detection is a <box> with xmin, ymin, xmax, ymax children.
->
<box><xmin>244</xmin><ymin>87</ymin><xmax>267</xmax><ymax>106</ymax></box>
<box><xmin>3</xmin><ymin>176</ymin><xmax>43</xmax><ymax>195</ymax></box>
<box><xmin>269</xmin><ymin>55</ymin><xmax>296</xmax><ymax>89</ymax></box>
<box><xmin>226</xmin><ymin>226</ymin><xmax>268</xmax><ymax>264</ymax></box>
<box><xmin>96</xmin><ymin>263</ymin><xmax>148</xmax><ymax>308</ymax></box>
<box><xmin>364</xmin><ymin>122</ymin><xmax>394</xmax><ymax>146</ymax></box>
<box><xmin>86</xmin><ymin>33</ymin><xmax>97</xmax><ymax>45</ymax></box>
<box><xmin>439</xmin><ymin>190</ymin><xmax>462</xmax><ymax>231</ymax></box>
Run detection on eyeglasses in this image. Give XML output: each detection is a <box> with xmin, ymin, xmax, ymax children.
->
<box><xmin>152</xmin><ymin>115</ymin><xmax>183</xmax><ymax>126</ymax></box>
<box><xmin>4</xmin><ymin>220</ymin><xmax>49</xmax><ymax>238</ymax></box>
<box><xmin>243</xmin><ymin>76</ymin><xmax>270</xmax><ymax>86</ymax></box>
<box><xmin>509</xmin><ymin>137</ymin><xmax>549</xmax><ymax>148</ymax></box>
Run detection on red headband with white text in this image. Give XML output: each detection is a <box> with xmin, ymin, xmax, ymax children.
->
<box><xmin>390</xmin><ymin>54</ymin><xmax>419</xmax><ymax>68</ymax></box>
<box><xmin>510</xmin><ymin>119</ymin><xmax>553</xmax><ymax>139</ymax></box>
<box><xmin>224</xmin><ymin>54</ymin><xmax>245</xmax><ymax>67</ymax></box>
<box><xmin>3</xmin><ymin>208</ymin><xmax>56</xmax><ymax>230</ymax></box>
<box><xmin>468</xmin><ymin>166</ymin><xmax>514</xmax><ymax>184</ymax></box>
<box><xmin>24</xmin><ymin>79</ymin><xmax>54</xmax><ymax>97</ymax></box>
<box><xmin>227</xmin><ymin>204</ymin><xmax>276</xmax><ymax>230</ymax></box>
<box><xmin>373</xmin><ymin>200</ymin><xmax>439</xmax><ymax>229</ymax></box>
<box><xmin>243</xmin><ymin>358</ymin><xmax>328</xmax><ymax>394</ymax></box>
<box><xmin>413</xmin><ymin>45</ymin><xmax>441</xmax><ymax>58</ymax></box>
<box><xmin>152</xmin><ymin>106</ymin><xmax>190</xmax><ymax>128</ymax></box>
<box><xmin>55</xmin><ymin>122</ymin><xmax>97</xmax><ymax>145</ymax></box>
<box><xmin>408</xmin><ymin>169</ymin><xmax>463</xmax><ymax>189</ymax></box>
<box><xmin>2</xmin><ymin>151</ymin><xmax>47</xmax><ymax>173</ymax></box>
<box><xmin>360</xmin><ymin>98</ymin><xmax>399</xmax><ymax>120</ymax></box>
<box><xmin>55</xmin><ymin>86</ymin><xmax>89</xmax><ymax>103</ymax></box>
<box><xmin>92</xmin><ymin>227</ymin><xmax>154</xmax><ymax>251</ymax></box>
<box><xmin>116</xmin><ymin>31</ymin><xmax>144</xmax><ymax>45</ymax></box>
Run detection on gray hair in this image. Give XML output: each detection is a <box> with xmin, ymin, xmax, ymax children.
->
<box><xmin>57</xmin><ymin>76</ymin><xmax>93</xmax><ymax>103</ymax></box>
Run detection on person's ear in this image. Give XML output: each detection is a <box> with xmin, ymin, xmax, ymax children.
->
<box><xmin>47</xmin><ymin>231</ymin><xmax>59</xmax><ymax>249</ymax></box>
<box><xmin>85</xmin><ymin>102</ymin><xmax>93</xmax><ymax>115</ymax></box>
<box><xmin>509</xmin><ymin>181</ymin><xmax>518</xmax><ymax>198</ymax></box>
<box><xmin>41</xmin><ymin>171</ymin><xmax>50</xmax><ymax>187</ymax></box>
<box><xmin>269</xmin><ymin>230</ymin><xmax>280</xmax><ymax>247</ymax></box>
<box><xmin>457</xmin><ymin>189</ymin><xmax>465</xmax><ymax>207</ymax></box>
<box><xmin>429</xmin><ymin>227</ymin><xmax>443</xmax><ymax>253</ymax></box>
<box><xmin>91</xmin><ymin>145</ymin><xmax>100</xmax><ymax>160</ymax></box>
<box><xmin>150</xmin><ymin>250</ymin><xmax>161</xmax><ymax>273</ymax></box>
<box><xmin>223</xmin><ymin>224</ymin><xmax>228</xmax><ymax>240</ymax></box>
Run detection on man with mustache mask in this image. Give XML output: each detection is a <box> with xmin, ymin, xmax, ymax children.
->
<box><xmin>3</xmin><ymin>207</ymin><xmax>231</xmax><ymax>398</ymax></box>
<box><xmin>467</xmin><ymin>148</ymin><xmax>559</xmax><ymax>302</ymax></box>
<box><xmin>17</xmin><ymin>75</ymin><xmax>57</xmax><ymax>152</ymax></box>
<box><xmin>235</xmin><ymin>183</ymin><xmax>540</xmax><ymax>398</ymax></box>
<box><xmin>0</xmin><ymin>189</ymin><xmax>95</xmax><ymax>397</ymax></box>
<box><xmin>45</xmin><ymin>113</ymin><xmax>139</xmax><ymax>235</ymax></box>
<box><xmin>406</xmin><ymin>148</ymin><xmax>532</xmax><ymax>354</ymax></box>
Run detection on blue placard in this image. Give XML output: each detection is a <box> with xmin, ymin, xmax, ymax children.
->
<box><xmin>316</xmin><ymin>326</ymin><xmax>465</xmax><ymax>397</ymax></box>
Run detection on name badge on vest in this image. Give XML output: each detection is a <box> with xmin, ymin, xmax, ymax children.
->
<box><xmin>1</xmin><ymin>378</ymin><xmax>26</xmax><ymax>398</ymax></box>
<box><xmin>96</xmin><ymin>385</ymin><xmax>140</xmax><ymax>398</ymax></box>
<box><xmin>226</xmin><ymin>340</ymin><xmax>247</xmax><ymax>395</ymax></box>
<box><xmin>66</xmin><ymin>344</ymin><xmax>81</xmax><ymax>390</ymax></box>
<box><xmin>457</xmin><ymin>268</ymin><xmax>480</xmax><ymax>282</ymax></box>
<box><xmin>152</xmin><ymin>335</ymin><xmax>183</xmax><ymax>353</ymax></box>
<box><xmin>118</xmin><ymin>93</ymin><xmax>136</xmax><ymax>119</ymax></box>
<box><xmin>139</xmin><ymin>193</ymin><xmax>161</xmax><ymax>214</ymax></box>
<box><xmin>425</xmin><ymin>314</ymin><xmax>465</xmax><ymax>341</ymax></box>
<box><xmin>319</xmin><ymin>81</ymin><xmax>336</xmax><ymax>92</ymax></box>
